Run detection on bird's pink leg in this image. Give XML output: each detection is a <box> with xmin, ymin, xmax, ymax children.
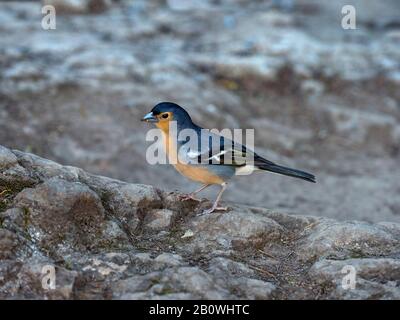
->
<box><xmin>199</xmin><ymin>183</ymin><xmax>228</xmax><ymax>215</ymax></box>
<box><xmin>179</xmin><ymin>184</ymin><xmax>211</xmax><ymax>202</ymax></box>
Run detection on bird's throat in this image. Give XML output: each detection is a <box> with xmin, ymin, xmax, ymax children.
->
<box><xmin>155</xmin><ymin>120</ymin><xmax>170</xmax><ymax>133</ymax></box>
<box><xmin>158</xmin><ymin>123</ymin><xmax>179</xmax><ymax>164</ymax></box>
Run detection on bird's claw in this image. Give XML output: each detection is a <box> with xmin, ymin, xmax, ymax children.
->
<box><xmin>197</xmin><ymin>206</ymin><xmax>228</xmax><ymax>216</ymax></box>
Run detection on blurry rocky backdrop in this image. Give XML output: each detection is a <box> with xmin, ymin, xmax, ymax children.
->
<box><xmin>0</xmin><ymin>0</ymin><xmax>399</xmax><ymax>222</ymax></box>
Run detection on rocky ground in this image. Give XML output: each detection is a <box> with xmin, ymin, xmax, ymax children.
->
<box><xmin>0</xmin><ymin>0</ymin><xmax>400</xmax><ymax>299</ymax></box>
<box><xmin>1</xmin><ymin>1</ymin><xmax>399</xmax><ymax>224</ymax></box>
<box><xmin>1</xmin><ymin>145</ymin><xmax>400</xmax><ymax>299</ymax></box>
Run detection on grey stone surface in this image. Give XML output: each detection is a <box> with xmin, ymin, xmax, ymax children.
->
<box><xmin>309</xmin><ymin>258</ymin><xmax>400</xmax><ymax>299</ymax></box>
<box><xmin>1</xmin><ymin>145</ymin><xmax>400</xmax><ymax>299</ymax></box>
<box><xmin>0</xmin><ymin>0</ymin><xmax>399</xmax><ymax>225</ymax></box>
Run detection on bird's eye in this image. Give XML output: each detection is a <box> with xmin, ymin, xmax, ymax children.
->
<box><xmin>162</xmin><ymin>113</ymin><xmax>169</xmax><ymax>119</ymax></box>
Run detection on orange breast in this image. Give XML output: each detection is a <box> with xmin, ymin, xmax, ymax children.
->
<box><xmin>158</xmin><ymin>123</ymin><xmax>224</xmax><ymax>185</ymax></box>
<box><xmin>174</xmin><ymin>162</ymin><xmax>224</xmax><ymax>185</ymax></box>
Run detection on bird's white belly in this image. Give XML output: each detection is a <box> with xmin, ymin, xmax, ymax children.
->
<box><xmin>235</xmin><ymin>164</ymin><xmax>258</xmax><ymax>176</ymax></box>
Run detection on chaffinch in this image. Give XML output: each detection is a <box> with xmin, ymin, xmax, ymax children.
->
<box><xmin>142</xmin><ymin>102</ymin><xmax>315</xmax><ymax>215</ymax></box>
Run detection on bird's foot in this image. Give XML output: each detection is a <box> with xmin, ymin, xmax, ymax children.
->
<box><xmin>198</xmin><ymin>206</ymin><xmax>228</xmax><ymax>216</ymax></box>
<box><xmin>178</xmin><ymin>193</ymin><xmax>202</xmax><ymax>202</ymax></box>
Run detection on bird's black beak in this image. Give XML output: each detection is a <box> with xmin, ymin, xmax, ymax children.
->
<box><xmin>141</xmin><ymin>112</ymin><xmax>158</xmax><ymax>123</ymax></box>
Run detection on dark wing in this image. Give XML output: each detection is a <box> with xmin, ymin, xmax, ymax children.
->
<box><xmin>176</xmin><ymin>127</ymin><xmax>315</xmax><ymax>182</ymax></box>
<box><xmin>178</xmin><ymin>129</ymin><xmax>261</xmax><ymax>166</ymax></box>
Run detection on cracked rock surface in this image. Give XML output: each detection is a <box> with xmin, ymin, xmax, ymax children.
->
<box><xmin>0</xmin><ymin>0</ymin><xmax>399</xmax><ymax>224</ymax></box>
<box><xmin>1</xmin><ymin>145</ymin><xmax>400</xmax><ymax>299</ymax></box>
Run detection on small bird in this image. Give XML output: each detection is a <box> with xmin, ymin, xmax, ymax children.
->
<box><xmin>142</xmin><ymin>102</ymin><xmax>315</xmax><ymax>215</ymax></box>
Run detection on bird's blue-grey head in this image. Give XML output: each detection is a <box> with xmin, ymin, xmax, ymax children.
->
<box><xmin>141</xmin><ymin>102</ymin><xmax>195</xmax><ymax>130</ymax></box>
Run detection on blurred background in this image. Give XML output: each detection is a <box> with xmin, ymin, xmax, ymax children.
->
<box><xmin>0</xmin><ymin>0</ymin><xmax>399</xmax><ymax>222</ymax></box>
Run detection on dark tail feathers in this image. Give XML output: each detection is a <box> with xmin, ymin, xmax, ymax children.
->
<box><xmin>258</xmin><ymin>163</ymin><xmax>316</xmax><ymax>183</ymax></box>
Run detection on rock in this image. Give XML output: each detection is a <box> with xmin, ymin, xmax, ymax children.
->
<box><xmin>236</xmin><ymin>278</ymin><xmax>276</xmax><ymax>299</ymax></box>
<box><xmin>1</xmin><ymin>145</ymin><xmax>400</xmax><ymax>299</ymax></box>
<box><xmin>160</xmin><ymin>267</ymin><xmax>232</xmax><ymax>299</ymax></box>
<box><xmin>208</xmin><ymin>257</ymin><xmax>276</xmax><ymax>299</ymax></box>
<box><xmin>0</xmin><ymin>146</ymin><xmax>18</xmax><ymax>169</ymax></box>
<box><xmin>100</xmin><ymin>183</ymin><xmax>162</xmax><ymax>235</ymax></box>
<box><xmin>11</xmin><ymin>178</ymin><xmax>108</xmax><ymax>257</ymax></box>
<box><xmin>309</xmin><ymin>258</ymin><xmax>400</xmax><ymax>299</ymax></box>
<box><xmin>208</xmin><ymin>257</ymin><xmax>255</xmax><ymax>278</ymax></box>
<box><xmin>187</xmin><ymin>206</ymin><xmax>284</xmax><ymax>252</ymax></box>
<box><xmin>42</xmin><ymin>0</ymin><xmax>111</xmax><ymax>14</ymax></box>
<box><xmin>1</xmin><ymin>0</ymin><xmax>399</xmax><ymax>227</ymax></box>
<box><xmin>0</xmin><ymin>257</ymin><xmax>77</xmax><ymax>299</ymax></box>
<box><xmin>317</xmin><ymin>104</ymin><xmax>399</xmax><ymax>154</ymax></box>
<box><xmin>167</xmin><ymin>0</ymin><xmax>212</xmax><ymax>11</ymax></box>
<box><xmin>145</xmin><ymin>209</ymin><xmax>175</xmax><ymax>230</ymax></box>
<box><xmin>79</xmin><ymin>253</ymin><xmax>130</xmax><ymax>278</ymax></box>
<box><xmin>154</xmin><ymin>253</ymin><xmax>183</xmax><ymax>267</ymax></box>
<box><xmin>1</xmin><ymin>0</ymin><xmax>400</xmax><ymax>299</ymax></box>
<box><xmin>0</xmin><ymin>229</ymin><xmax>20</xmax><ymax>260</ymax></box>
<box><xmin>297</xmin><ymin>219</ymin><xmax>400</xmax><ymax>262</ymax></box>
<box><xmin>112</xmin><ymin>267</ymin><xmax>232</xmax><ymax>300</ymax></box>
<box><xmin>300</xmin><ymin>79</ymin><xmax>325</xmax><ymax>96</ymax></box>
<box><xmin>11</xmin><ymin>150</ymin><xmax>82</xmax><ymax>182</ymax></box>
<box><xmin>0</xmin><ymin>147</ymin><xmax>34</xmax><ymax>190</ymax></box>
